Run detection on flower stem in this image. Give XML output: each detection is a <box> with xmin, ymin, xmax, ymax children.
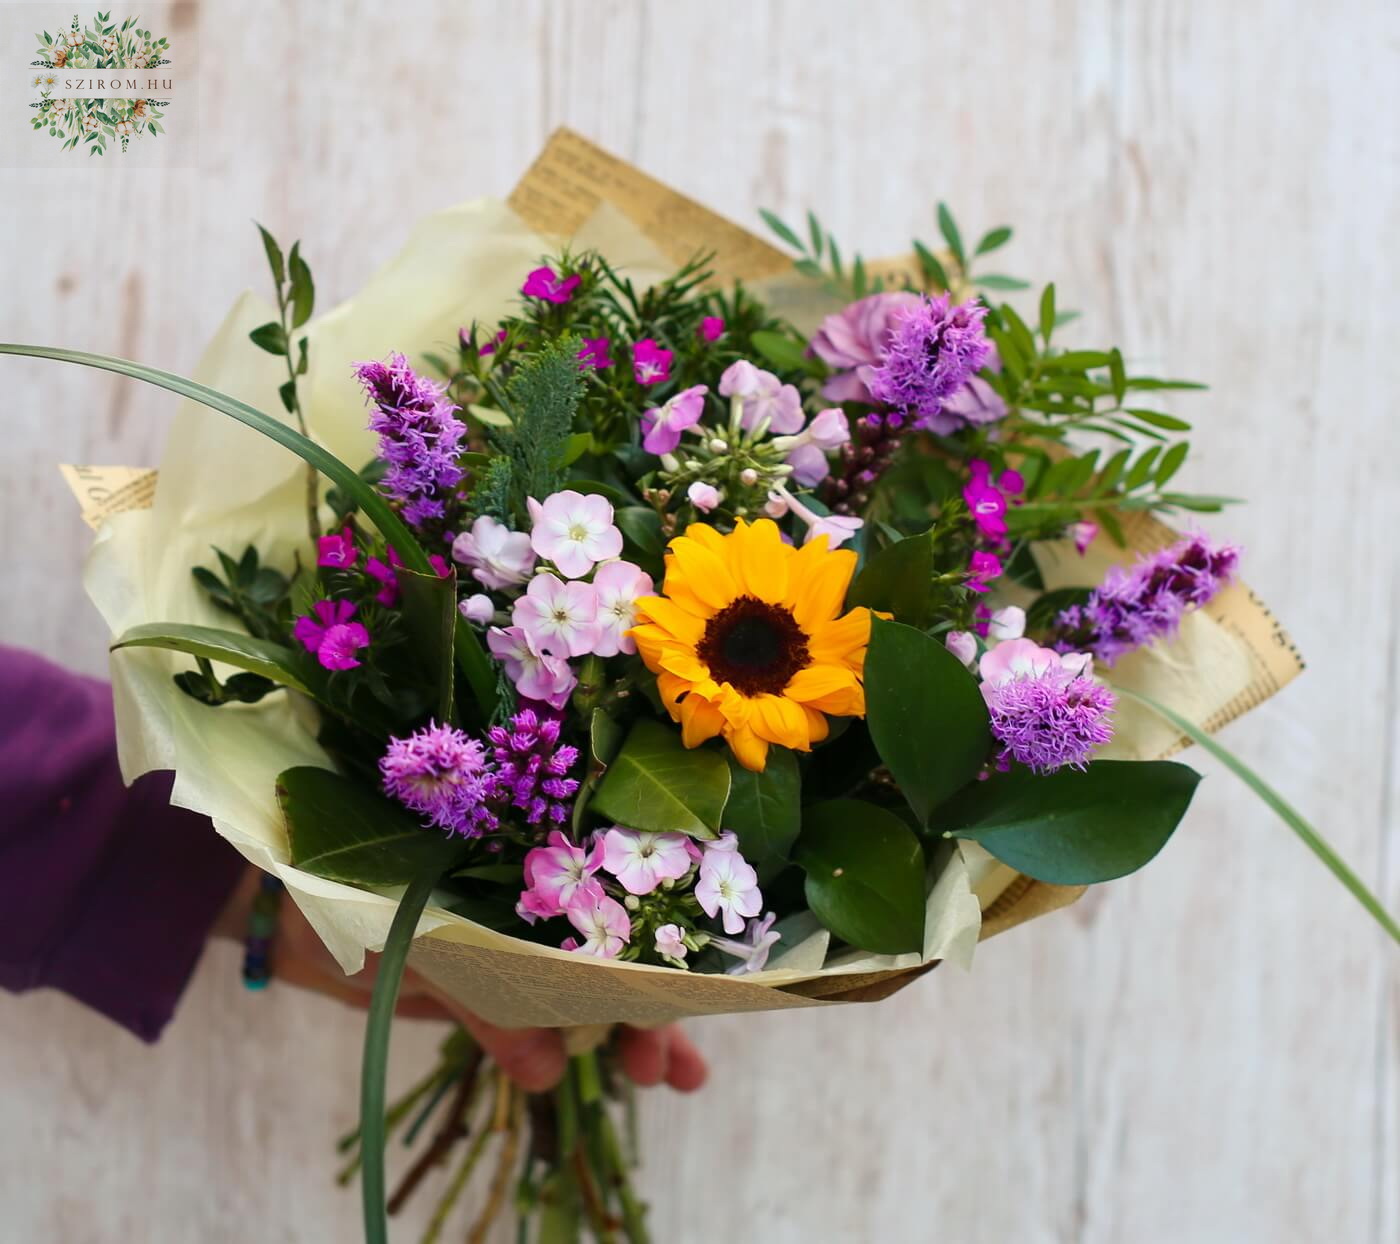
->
<box><xmin>1118</xmin><ymin>687</ymin><xmax>1400</xmax><ymax>944</ymax></box>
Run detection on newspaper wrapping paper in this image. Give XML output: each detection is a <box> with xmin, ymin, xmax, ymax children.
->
<box><xmin>73</xmin><ymin>129</ymin><xmax>1302</xmax><ymax>1028</ymax></box>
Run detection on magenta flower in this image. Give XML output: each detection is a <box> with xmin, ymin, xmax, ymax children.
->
<box><xmin>641</xmin><ymin>384</ymin><xmax>708</xmax><ymax>455</ymax></box>
<box><xmin>964</xmin><ymin>464</ymin><xmax>1009</xmax><ymax>541</ymax></box>
<box><xmin>696</xmin><ymin>832</ymin><xmax>763</xmax><ymax>935</ymax></box>
<box><xmin>380</xmin><ymin>721</ymin><xmax>497</xmax><ymax>837</ymax></box>
<box><xmin>292</xmin><ymin>599</ymin><xmax>369</xmax><ymax>671</ymax></box>
<box><xmin>452</xmin><ymin>515</ymin><xmax>536</xmax><ymax>590</ymax></box>
<box><xmin>590</xmin><ymin>560</ymin><xmax>654</xmax><ymax>657</ymax></box>
<box><xmin>487</xmin><ymin>625</ymin><xmax>576</xmax><ymax>710</ymax></box>
<box><xmin>512</xmin><ymin>572</ymin><xmax>599</xmax><ymax>659</ymax></box>
<box><xmin>866</xmin><ymin>295</ymin><xmax>991</xmax><ymax>428</ymax></box>
<box><xmin>967</xmin><ymin>550</ymin><xmax>1003</xmax><ymax>594</ymax></box>
<box><xmin>527</xmin><ymin>489</ymin><xmax>623</xmax><ymax>579</ymax></box>
<box><xmin>810</xmin><ymin>291</ymin><xmax>922</xmax><ymax>403</ymax></box>
<box><xmin>488</xmin><ymin>707</ymin><xmax>582</xmax><ymax>827</ymax></box>
<box><xmin>698</xmin><ymin>316</ymin><xmax>725</xmax><ymax>343</ymax></box>
<box><xmin>519</xmin><ymin>830</ymin><xmax>605</xmax><ymax>920</ymax></box>
<box><xmin>474</xmin><ymin>328</ymin><xmax>507</xmax><ymax>357</ymax></box>
<box><xmin>632</xmin><ymin>338</ymin><xmax>673</xmax><ymax>386</ymax></box>
<box><xmin>522</xmin><ymin>266</ymin><xmax>581</xmax><ymax>304</ymax></box>
<box><xmin>564</xmin><ymin>893</ymin><xmax>632</xmax><ymax>958</ymax></box>
<box><xmin>601</xmin><ymin>826</ymin><xmax>698</xmax><ymax>895</ymax></box>
<box><xmin>365</xmin><ymin>547</ymin><xmax>403</xmax><ymax>606</ymax></box>
<box><xmin>578</xmin><ymin>336</ymin><xmax>613</xmax><ymax>370</ymax></box>
<box><xmin>717</xmin><ymin>360</ymin><xmax>804</xmax><ymax>434</ymax></box>
<box><xmin>316</xmin><ymin>527</ymin><xmax>358</xmax><ymax>569</ymax></box>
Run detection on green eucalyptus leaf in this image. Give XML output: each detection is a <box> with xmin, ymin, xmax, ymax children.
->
<box><xmin>939</xmin><ymin>760</ymin><xmax>1201</xmax><ymax>884</ymax></box>
<box><xmin>724</xmin><ymin>746</ymin><xmax>801</xmax><ymax>863</ymax></box>
<box><xmin>589</xmin><ymin>719</ymin><xmax>729</xmax><ymax>839</ymax></box>
<box><xmin>865</xmin><ymin>618</ymin><xmax>991</xmax><ymax>826</ymax></box>
<box><xmin>793</xmin><ymin>799</ymin><xmax>926</xmax><ymax>954</ymax></box>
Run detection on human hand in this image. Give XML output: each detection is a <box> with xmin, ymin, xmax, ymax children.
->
<box><xmin>215</xmin><ymin>866</ymin><xmax>708</xmax><ymax>1094</ymax></box>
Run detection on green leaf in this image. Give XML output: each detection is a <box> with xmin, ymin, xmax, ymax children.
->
<box><xmin>973</xmin><ymin>274</ymin><xmax>1032</xmax><ymax>291</ymax></box>
<box><xmin>913</xmin><ymin>240</ymin><xmax>949</xmax><ymax>291</ymax></box>
<box><xmin>614</xmin><ymin>506</ymin><xmax>664</xmax><ymax>575</ymax></box>
<box><xmin>278</xmin><ymin>379</ymin><xmax>296</xmax><ymax>414</ymax></box>
<box><xmin>1041</xmin><ymin>350</ymin><xmax>1114</xmax><ymax>372</ymax></box>
<box><xmin>724</xmin><ymin>746</ymin><xmax>801</xmax><ymax>864</ymax></box>
<box><xmin>936</xmin><ymin>202</ymin><xmax>965</xmax><ymax>268</ymax></box>
<box><xmin>280</xmin><ymin>766</ymin><xmax>468</xmax><ymax>885</ymax></box>
<box><xmin>865</xmin><ymin>618</ymin><xmax>991</xmax><ymax>825</ymax></box>
<box><xmin>750</xmin><ymin>329</ymin><xmax>810</xmax><ymax>373</ymax></box>
<box><xmin>1155</xmin><ymin>441</ymin><xmax>1190</xmax><ymax>487</ymax></box>
<box><xmin>806</xmin><ymin>210</ymin><xmax>824</xmax><ymax>259</ymax></box>
<box><xmin>974</xmin><ymin>225</ymin><xmax>1013</xmax><ymax>256</ymax></box>
<box><xmin>1123</xmin><ymin>446</ymin><xmax>1162</xmax><ymax>490</ymax></box>
<box><xmin>1108</xmin><ymin>348</ymin><xmax>1127</xmax><ymax>405</ymax></box>
<box><xmin>248</xmin><ymin>320</ymin><xmax>287</xmax><ymax>356</ymax></box>
<box><xmin>288</xmin><ymin>242</ymin><xmax>315</xmax><ymax>328</ymax></box>
<box><xmin>1038</xmin><ymin>283</ymin><xmax>1056</xmax><ymax>343</ymax></box>
<box><xmin>112</xmin><ymin>622</ymin><xmax>314</xmax><ymax>694</ymax></box>
<box><xmin>589</xmin><ymin>718</ymin><xmax>730</xmax><ymax>839</ymax></box>
<box><xmin>759</xmin><ymin>209</ymin><xmax>803</xmax><ymax>251</ymax></box>
<box><xmin>396</xmin><ymin>566</ymin><xmax>456</xmax><ymax>722</ymax></box>
<box><xmin>0</xmin><ymin>345</ymin><xmax>435</xmax><ymax>577</ymax></box>
<box><xmin>793</xmin><ymin>799</ymin><xmax>926</xmax><ymax>953</ymax></box>
<box><xmin>846</xmin><ymin>528</ymin><xmax>937</xmax><ymax>629</ymax></box>
<box><xmin>255</xmin><ymin>223</ymin><xmax>284</xmax><ymax>287</ymax></box>
<box><xmin>1000</xmin><ymin>304</ymin><xmax>1036</xmax><ymax>363</ymax></box>
<box><xmin>940</xmin><ymin>761</ymin><xmax>1200</xmax><ymax>884</ymax></box>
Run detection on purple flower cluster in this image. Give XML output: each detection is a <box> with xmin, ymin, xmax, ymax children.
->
<box><xmin>985</xmin><ymin>671</ymin><xmax>1116</xmax><ymax>774</ymax></box>
<box><xmin>1053</xmin><ymin>534</ymin><xmax>1241</xmax><ymax>665</ymax></box>
<box><xmin>354</xmin><ymin>353</ymin><xmax>466</xmax><ymax>528</ymax></box>
<box><xmin>487</xmin><ymin>706</ymin><xmax>581</xmax><ymax>827</ymax></box>
<box><xmin>380</xmin><ymin>721</ymin><xmax>498</xmax><ymax>838</ymax></box>
<box><xmin>866</xmin><ymin>294</ymin><xmax>991</xmax><ymax>429</ymax></box>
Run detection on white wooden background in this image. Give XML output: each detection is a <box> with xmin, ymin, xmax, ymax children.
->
<box><xmin>2</xmin><ymin>2</ymin><xmax>1397</xmax><ymax>1241</ymax></box>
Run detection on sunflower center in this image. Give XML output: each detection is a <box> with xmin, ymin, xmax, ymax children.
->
<box><xmin>698</xmin><ymin>595</ymin><xmax>811</xmax><ymax>697</ymax></box>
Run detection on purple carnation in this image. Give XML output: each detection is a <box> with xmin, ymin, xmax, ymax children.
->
<box><xmin>985</xmin><ymin>671</ymin><xmax>1116</xmax><ymax>774</ymax></box>
<box><xmin>486</xmin><ymin>706</ymin><xmax>581</xmax><ymax>828</ymax></box>
<box><xmin>1054</xmin><ymin>534</ymin><xmax>1241</xmax><ymax>665</ymax></box>
<box><xmin>355</xmin><ymin>353</ymin><xmax>467</xmax><ymax>529</ymax></box>
<box><xmin>866</xmin><ymin>294</ymin><xmax>991</xmax><ymax>429</ymax></box>
<box><xmin>380</xmin><ymin>721</ymin><xmax>498</xmax><ymax>838</ymax></box>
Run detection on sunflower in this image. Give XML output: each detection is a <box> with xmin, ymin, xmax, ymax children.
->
<box><xmin>629</xmin><ymin>518</ymin><xmax>874</xmax><ymax>772</ymax></box>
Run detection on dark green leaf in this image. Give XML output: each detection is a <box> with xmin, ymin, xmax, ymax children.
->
<box><xmin>974</xmin><ymin>225</ymin><xmax>1013</xmax><ymax>256</ymax></box>
<box><xmin>112</xmin><ymin>622</ymin><xmax>314</xmax><ymax>694</ymax></box>
<box><xmin>936</xmin><ymin>202</ymin><xmax>965</xmax><ymax>268</ymax></box>
<box><xmin>865</xmin><ymin>618</ymin><xmax>991</xmax><ymax>825</ymax></box>
<box><xmin>940</xmin><ymin>761</ymin><xmax>1201</xmax><ymax>884</ymax></box>
<box><xmin>793</xmin><ymin>799</ymin><xmax>926</xmax><ymax>953</ymax></box>
<box><xmin>1155</xmin><ymin>441</ymin><xmax>1190</xmax><ymax>487</ymax></box>
<box><xmin>1108</xmin><ymin>349</ymin><xmax>1126</xmax><ymax>405</ymax></box>
<box><xmin>913</xmin><ymin>240</ymin><xmax>949</xmax><ymax>291</ymax></box>
<box><xmin>846</xmin><ymin>528</ymin><xmax>937</xmax><ymax>629</ymax></box>
<box><xmin>1039</xmin><ymin>283</ymin><xmax>1056</xmax><ymax>343</ymax></box>
<box><xmin>288</xmin><ymin>242</ymin><xmax>315</xmax><ymax>328</ymax></box>
<box><xmin>1123</xmin><ymin>446</ymin><xmax>1162</xmax><ymax>490</ymax></box>
<box><xmin>255</xmin><ymin>223</ymin><xmax>284</xmax><ymax>287</ymax></box>
<box><xmin>590</xmin><ymin>719</ymin><xmax>730</xmax><ymax>839</ymax></box>
<box><xmin>1000</xmin><ymin>304</ymin><xmax>1036</xmax><ymax>363</ymax></box>
<box><xmin>1042</xmin><ymin>350</ymin><xmax>1113</xmax><ymax>372</ymax></box>
<box><xmin>615</xmin><ymin>506</ymin><xmax>665</xmax><ymax>575</ymax></box>
<box><xmin>397</xmin><ymin>566</ymin><xmax>456</xmax><ymax>722</ymax></box>
<box><xmin>278</xmin><ymin>379</ymin><xmax>296</xmax><ymax>414</ymax></box>
<box><xmin>249</xmin><ymin>320</ymin><xmax>287</xmax><ymax>356</ymax></box>
<box><xmin>724</xmin><ymin>746</ymin><xmax>801</xmax><ymax>864</ymax></box>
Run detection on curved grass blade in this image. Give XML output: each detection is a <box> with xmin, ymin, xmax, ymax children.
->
<box><xmin>1119</xmin><ymin>687</ymin><xmax>1399</xmax><ymax>945</ymax></box>
<box><xmin>360</xmin><ymin>868</ymin><xmax>439</xmax><ymax>1244</ymax></box>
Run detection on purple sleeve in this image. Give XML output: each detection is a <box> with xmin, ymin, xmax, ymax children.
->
<box><xmin>0</xmin><ymin>645</ymin><xmax>247</xmax><ymax>1042</ymax></box>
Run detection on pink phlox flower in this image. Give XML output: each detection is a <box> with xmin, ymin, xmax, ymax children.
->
<box><xmin>459</xmin><ymin>593</ymin><xmax>495</xmax><ymax>625</ymax></box>
<box><xmin>654</xmin><ymin>923</ymin><xmax>689</xmax><ymax>963</ymax></box>
<box><xmin>520</xmin><ymin>830</ymin><xmax>605</xmax><ymax>922</ymax></box>
<box><xmin>487</xmin><ymin>625</ymin><xmax>577</xmax><ymax>710</ymax></box>
<box><xmin>601</xmin><ymin>826</ymin><xmax>695</xmax><ymax>895</ymax></box>
<box><xmin>590</xmin><ymin>560</ymin><xmax>654</xmax><ymax>657</ymax></box>
<box><xmin>527</xmin><ymin>489</ymin><xmax>624</xmax><ymax>579</ymax></box>
<box><xmin>522</xmin><ymin>266</ymin><xmax>581</xmax><ymax>303</ymax></box>
<box><xmin>513</xmin><ymin>572</ymin><xmax>599</xmax><ymax>659</ymax></box>
<box><xmin>698</xmin><ymin>316</ymin><xmax>725</xmax><ymax>343</ymax></box>
<box><xmin>978</xmin><ymin>637</ymin><xmax>1090</xmax><ymax>691</ymax></box>
<box><xmin>452</xmin><ymin>514</ymin><xmax>537</xmax><ymax>589</ymax></box>
<box><xmin>632</xmin><ymin>338</ymin><xmax>674</xmax><ymax>386</ymax></box>
<box><xmin>564</xmin><ymin>893</ymin><xmax>632</xmax><ymax>958</ymax></box>
<box><xmin>293</xmin><ymin>599</ymin><xmax>369</xmax><ymax>671</ymax></box>
<box><xmin>945</xmin><ymin>630</ymin><xmax>978</xmax><ymax>668</ymax></box>
<box><xmin>988</xmin><ymin>606</ymin><xmax>1026</xmax><ymax>642</ymax></box>
<box><xmin>687</xmin><ymin>481</ymin><xmax>722</xmax><ymax>513</ymax></box>
<box><xmin>696</xmin><ymin>832</ymin><xmax>763</xmax><ymax>935</ymax></box>
<box><xmin>317</xmin><ymin>527</ymin><xmax>359</xmax><ymax>569</ymax></box>
<box><xmin>710</xmin><ymin>912</ymin><xmax>782</xmax><ymax>975</ymax></box>
<box><xmin>640</xmin><ymin>384</ymin><xmax>708</xmax><ymax>455</ymax></box>
<box><xmin>717</xmin><ymin>360</ymin><xmax>804</xmax><ymax>434</ymax></box>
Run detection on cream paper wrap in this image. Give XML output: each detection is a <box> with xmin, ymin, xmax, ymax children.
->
<box><xmin>74</xmin><ymin>130</ymin><xmax>1301</xmax><ymax>1028</ymax></box>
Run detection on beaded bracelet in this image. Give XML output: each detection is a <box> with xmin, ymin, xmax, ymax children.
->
<box><xmin>241</xmin><ymin>873</ymin><xmax>284</xmax><ymax>990</ymax></box>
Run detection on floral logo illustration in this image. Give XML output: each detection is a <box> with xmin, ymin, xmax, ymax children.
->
<box><xmin>29</xmin><ymin>11</ymin><xmax>170</xmax><ymax>155</ymax></box>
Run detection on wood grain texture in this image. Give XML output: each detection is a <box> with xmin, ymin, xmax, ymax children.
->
<box><xmin>1</xmin><ymin>1</ymin><xmax>1396</xmax><ymax>1241</ymax></box>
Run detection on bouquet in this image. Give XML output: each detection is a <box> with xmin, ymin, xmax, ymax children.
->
<box><xmin>12</xmin><ymin>130</ymin><xmax>1395</xmax><ymax>1243</ymax></box>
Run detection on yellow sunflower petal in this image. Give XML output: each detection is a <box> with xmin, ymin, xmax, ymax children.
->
<box><xmin>658</xmin><ymin>556</ymin><xmax>718</xmax><ymax>619</ymax></box>
<box><xmin>632</xmin><ymin>594</ymin><xmax>707</xmax><ymax>646</ymax></box>
<box><xmin>679</xmin><ymin>693</ymin><xmax>726</xmax><ymax>748</ymax></box>
<box><xmin>733</xmin><ymin>517</ymin><xmax>789</xmax><ymax>604</ymax></box>
<box><xmin>785</xmin><ymin>541</ymin><xmax>858</xmax><ymax>631</ymax></box>
<box><xmin>656</xmin><ymin>670</ymin><xmax>689</xmax><ymax>713</ymax></box>
<box><xmin>669</xmin><ymin>537</ymin><xmax>740</xmax><ymax>611</ymax></box>
<box><xmin>802</xmin><ymin>706</ymin><xmax>831</xmax><ymax>744</ymax></box>
<box><xmin>785</xmin><ymin>664</ymin><xmax>864</xmax><ymax>716</ymax></box>
<box><xmin>682</xmin><ymin>522</ymin><xmax>729</xmax><ymax>555</ymax></box>
<box><xmin>724</xmin><ymin>723</ymin><xmax>770</xmax><ymax>772</ymax></box>
<box><xmin>750</xmin><ymin>692</ymin><xmax>812</xmax><ymax>751</ymax></box>
<box><xmin>809</xmin><ymin>607</ymin><xmax>874</xmax><ymax>668</ymax></box>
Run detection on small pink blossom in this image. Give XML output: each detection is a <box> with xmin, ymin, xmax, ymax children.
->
<box><xmin>316</xmin><ymin>527</ymin><xmax>358</xmax><ymax>569</ymax></box>
<box><xmin>654</xmin><ymin>923</ymin><xmax>689</xmax><ymax>963</ymax></box>
<box><xmin>988</xmin><ymin>606</ymin><xmax>1026</xmax><ymax>642</ymax></box>
<box><xmin>522</xmin><ymin>266</ymin><xmax>581</xmax><ymax>304</ymax></box>
<box><xmin>513</xmin><ymin>573</ymin><xmax>598</xmax><ymax>659</ymax></box>
<box><xmin>696</xmin><ymin>832</ymin><xmax>763</xmax><ymax>935</ymax></box>
<box><xmin>968</xmin><ymin>550</ymin><xmax>1003</xmax><ymax>594</ymax></box>
<box><xmin>520</xmin><ymin>830</ymin><xmax>606</xmax><ymax>919</ymax></box>
<box><xmin>978</xmin><ymin>637</ymin><xmax>1093</xmax><ymax>692</ymax></box>
<box><xmin>946</xmin><ymin>630</ymin><xmax>978</xmax><ymax>667</ymax></box>
<box><xmin>487</xmin><ymin>625</ymin><xmax>577</xmax><ymax>709</ymax></box>
<box><xmin>528</xmin><ymin>490</ymin><xmax>624</xmax><ymax>579</ymax></box>
<box><xmin>565</xmin><ymin>893</ymin><xmax>632</xmax><ymax>958</ymax></box>
<box><xmin>578</xmin><ymin>336</ymin><xmax>613</xmax><ymax>370</ymax></box>
<box><xmin>805</xmin><ymin>407</ymin><xmax>852</xmax><ymax>451</ymax></box>
<box><xmin>710</xmin><ymin>912</ymin><xmax>782</xmax><ymax>975</ymax></box>
<box><xmin>687</xmin><ymin>481</ymin><xmax>722</xmax><ymax>513</ymax></box>
<box><xmin>717</xmin><ymin>360</ymin><xmax>804</xmax><ymax>434</ymax></box>
<box><xmin>632</xmin><ymin>339</ymin><xmax>673</xmax><ymax>386</ymax></box>
<box><xmin>640</xmin><ymin>384</ymin><xmax>708</xmax><ymax>455</ymax></box>
<box><xmin>1070</xmin><ymin>520</ymin><xmax>1099</xmax><ymax>554</ymax></box>
<box><xmin>459</xmin><ymin>593</ymin><xmax>495</xmax><ymax>625</ymax></box>
<box><xmin>292</xmin><ymin>599</ymin><xmax>369</xmax><ymax>671</ymax></box>
<box><xmin>590</xmin><ymin>560</ymin><xmax>654</xmax><ymax>657</ymax></box>
<box><xmin>452</xmin><ymin>515</ymin><xmax>536</xmax><ymax>590</ymax></box>
<box><xmin>698</xmin><ymin>316</ymin><xmax>725</xmax><ymax>343</ymax></box>
<box><xmin>774</xmin><ymin>486</ymin><xmax>863</xmax><ymax>550</ymax></box>
<box><xmin>601</xmin><ymin>826</ymin><xmax>696</xmax><ymax>895</ymax></box>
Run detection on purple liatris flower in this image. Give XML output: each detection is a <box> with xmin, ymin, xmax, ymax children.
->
<box><xmin>1053</xmin><ymin>533</ymin><xmax>1241</xmax><ymax>665</ymax></box>
<box><xmin>380</xmin><ymin>721</ymin><xmax>498</xmax><ymax>837</ymax></box>
<box><xmin>978</xmin><ymin>639</ymin><xmax>1115</xmax><ymax>773</ymax></box>
<box><xmin>354</xmin><ymin>353</ymin><xmax>467</xmax><ymax>529</ymax></box>
<box><xmin>866</xmin><ymin>294</ymin><xmax>991</xmax><ymax>428</ymax></box>
<box><xmin>487</xmin><ymin>706</ymin><xmax>581</xmax><ymax>827</ymax></box>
